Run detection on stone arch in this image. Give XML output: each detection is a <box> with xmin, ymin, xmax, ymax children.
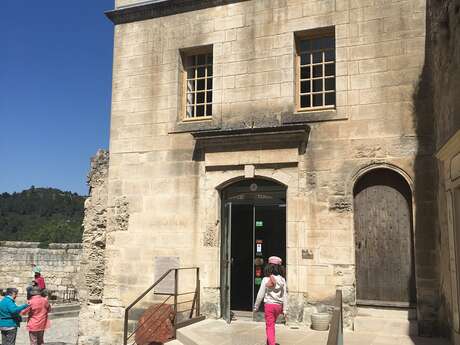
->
<box><xmin>351</xmin><ymin>162</ymin><xmax>415</xmax><ymax>196</ymax></box>
<box><xmin>352</xmin><ymin>166</ymin><xmax>417</xmax><ymax>306</ymax></box>
<box><xmin>215</xmin><ymin>174</ymin><xmax>288</xmax><ymax>192</ymax></box>
<box><xmin>351</xmin><ymin>162</ymin><xmax>417</xmax><ymax>241</ymax></box>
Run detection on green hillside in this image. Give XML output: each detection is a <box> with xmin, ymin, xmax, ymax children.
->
<box><xmin>0</xmin><ymin>187</ymin><xmax>85</xmax><ymax>245</ymax></box>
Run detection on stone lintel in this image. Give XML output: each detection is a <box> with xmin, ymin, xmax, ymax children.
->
<box><xmin>192</xmin><ymin>125</ymin><xmax>310</xmax><ymax>151</ymax></box>
<box><xmin>106</xmin><ymin>0</ymin><xmax>251</xmax><ymax>25</ymax></box>
<box><xmin>205</xmin><ymin>149</ymin><xmax>299</xmax><ymax>168</ymax></box>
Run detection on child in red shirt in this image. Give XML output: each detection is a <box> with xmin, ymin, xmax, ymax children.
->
<box><xmin>32</xmin><ymin>265</ymin><xmax>46</xmax><ymax>290</ymax></box>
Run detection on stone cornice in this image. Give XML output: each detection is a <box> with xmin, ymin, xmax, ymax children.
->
<box><xmin>105</xmin><ymin>0</ymin><xmax>251</xmax><ymax>25</ymax></box>
<box><xmin>191</xmin><ymin>125</ymin><xmax>310</xmax><ymax>153</ymax></box>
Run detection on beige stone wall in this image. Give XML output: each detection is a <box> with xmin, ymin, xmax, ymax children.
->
<box><xmin>0</xmin><ymin>241</ymin><xmax>81</xmax><ymax>301</ymax></box>
<box><xmin>436</xmin><ymin>141</ymin><xmax>460</xmax><ymax>343</ymax></box>
<box><xmin>427</xmin><ymin>0</ymin><xmax>460</xmax><ymax>340</ymax></box>
<box><xmin>101</xmin><ymin>0</ymin><xmax>430</xmax><ymax>343</ymax></box>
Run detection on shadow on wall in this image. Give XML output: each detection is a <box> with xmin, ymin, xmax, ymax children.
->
<box><xmin>412</xmin><ymin>0</ymin><xmax>438</xmax><ymax>336</ymax></box>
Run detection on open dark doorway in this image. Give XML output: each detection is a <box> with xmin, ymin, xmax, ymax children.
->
<box><xmin>221</xmin><ymin>178</ymin><xmax>286</xmax><ymax>322</ymax></box>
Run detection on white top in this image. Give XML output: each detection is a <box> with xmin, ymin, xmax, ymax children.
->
<box><xmin>253</xmin><ymin>275</ymin><xmax>288</xmax><ymax>313</ymax></box>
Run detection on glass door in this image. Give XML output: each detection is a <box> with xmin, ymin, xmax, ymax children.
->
<box><xmin>221</xmin><ymin>202</ymin><xmax>232</xmax><ymax>323</ymax></box>
<box><xmin>252</xmin><ymin>204</ymin><xmax>287</xmax><ymax>321</ymax></box>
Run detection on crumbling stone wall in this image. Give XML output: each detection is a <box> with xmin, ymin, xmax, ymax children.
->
<box><xmin>77</xmin><ymin>150</ymin><xmax>110</xmax><ymax>345</ymax></box>
<box><xmin>0</xmin><ymin>241</ymin><xmax>81</xmax><ymax>300</ymax></box>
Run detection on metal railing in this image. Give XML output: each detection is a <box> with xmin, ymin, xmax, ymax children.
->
<box><xmin>47</xmin><ymin>286</ymin><xmax>78</xmax><ymax>303</ymax></box>
<box><xmin>123</xmin><ymin>267</ymin><xmax>205</xmax><ymax>345</ymax></box>
<box><xmin>327</xmin><ymin>289</ymin><xmax>344</xmax><ymax>345</ymax></box>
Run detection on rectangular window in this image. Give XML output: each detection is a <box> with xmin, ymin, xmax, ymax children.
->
<box><xmin>181</xmin><ymin>48</ymin><xmax>213</xmax><ymax>120</ymax></box>
<box><xmin>296</xmin><ymin>29</ymin><xmax>335</xmax><ymax>111</ymax></box>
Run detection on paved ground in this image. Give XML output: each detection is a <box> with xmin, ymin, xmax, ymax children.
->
<box><xmin>177</xmin><ymin>319</ymin><xmax>452</xmax><ymax>345</ymax></box>
<box><xmin>15</xmin><ymin>317</ymin><xmax>78</xmax><ymax>345</ymax></box>
<box><xmin>10</xmin><ymin>317</ymin><xmax>451</xmax><ymax>345</ymax></box>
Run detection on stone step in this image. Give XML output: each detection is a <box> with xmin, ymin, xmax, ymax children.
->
<box><xmin>177</xmin><ymin>327</ymin><xmax>203</xmax><ymax>345</ymax></box>
<box><xmin>357</xmin><ymin>306</ymin><xmax>417</xmax><ymax>320</ymax></box>
<box><xmin>50</xmin><ymin>303</ymin><xmax>81</xmax><ymax>313</ymax></box>
<box><xmin>353</xmin><ymin>316</ymin><xmax>418</xmax><ymax>336</ymax></box>
<box><xmin>166</xmin><ymin>340</ymin><xmax>185</xmax><ymax>345</ymax></box>
<box><xmin>49</xmin><ymin>309</ymin><xmax>80</xmax><ymax>319</ymax></box>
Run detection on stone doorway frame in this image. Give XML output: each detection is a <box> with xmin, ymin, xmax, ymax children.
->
<box><xmin>350</xmin><ymin>163</ymin><xmax>418</xmax><ymax>310</ymax></box>
<box><xmin>219</xmin><ymin>177</ymin><xmax>288</xmax><ymax>321</ymax></box>
<box><xmin>352</xmin><ymin>165</ymin><xmax>416</xmax><ymax>307</ymax></box>
<box><xmin>199</xmin><ymin>166</ymin><xmax>301</xmax><ymax>321</ymax></box>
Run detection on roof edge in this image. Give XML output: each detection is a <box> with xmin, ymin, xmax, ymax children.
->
<box><xmin>105</xmin><ymin>0</ymin><xmax>251</xmax><ymax>25</ymax></box>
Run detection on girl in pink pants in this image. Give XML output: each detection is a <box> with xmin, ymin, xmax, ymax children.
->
<box><xmin>253</xmin><ymin>256</ymin><xmax>288</xmax><ymax>345</ymax></box>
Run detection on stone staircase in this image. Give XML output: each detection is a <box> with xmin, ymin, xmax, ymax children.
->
<box><xmin>353</xmin><ymin>306</ymin><xmax>418</xmax><ymax>336</ymax></box>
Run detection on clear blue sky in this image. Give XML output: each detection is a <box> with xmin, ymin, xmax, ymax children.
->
<box><xmin>0</xmin><ymin>1</ymin><xmax>114</xmax><ymax>196</ymax></box>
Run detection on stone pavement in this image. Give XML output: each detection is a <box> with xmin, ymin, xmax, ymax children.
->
<box><xmin>10</xmin><ymin>316</ymin><xmax>451</xmax><ymax>345</ymax></box>
<box><xmin>15</xmin><ymin>317</ymin><xmax>78</xmax><ymax>345</ymax></box>
<box><xmin>177</xmin><ymin>319</ymin><xmax>451</xmax><ymax>345</ymax></box>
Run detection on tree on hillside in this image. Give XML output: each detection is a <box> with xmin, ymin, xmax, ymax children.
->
<box><xmin>0</xmin><ymin>187</ymin><xmax>85</xmax><ymax>245</ymax></box>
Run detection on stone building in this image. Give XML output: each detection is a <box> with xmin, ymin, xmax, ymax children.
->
<box><xmin>426</xmin><ymin>0</ymin><xmax>460</xmax><ymax>342</ymax></box>
<box><xmin>77</xmin><ymin>0</ymin><xmax>460</xmax><ymax>344</ymax></box>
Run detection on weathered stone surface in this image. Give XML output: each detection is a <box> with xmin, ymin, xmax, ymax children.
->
<box><xmin>79</xmin><ymin>149</ymin><xmax>109</xmax><ymax>303</ymax></box>
<box><xmin>426</xmin><ymin>0</ymin><xmax>460</xmax><ymax>338</ymax></box>
<box><xmin>0</xmin><ymin>241</ymin><xmax>82</xmax><ymax>299</ymax></box>
<box><xmin>328</xmin><ymin>197</ymin><xmax>353</xmax><ymax>213</ymax></box>
<box><xmin>77</xmin><ymin>150</ymin><xmax>109</xmax><ymax>345</ymax></box>
<box><xmin>106</xmin><ymin>196</ymin><xmax>129</xmax><ymax>233</ymax></box>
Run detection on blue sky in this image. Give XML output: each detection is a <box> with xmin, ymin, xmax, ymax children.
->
<box><xmin>0</xmin><ymin>1</ymin><xmax>114</xmax><ymax>196</ymax></box>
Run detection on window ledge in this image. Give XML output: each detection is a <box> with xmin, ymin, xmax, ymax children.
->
<box><xmin>182</xmin><ymin>116</ymin><xmax>213</xmax><ymax>122</ymax></box>
<box><xmin>281</xmin><ymin>109</ymin><xmax>347</xmax><ymax>124</ymax></box>
<box><xmin>169</xmin><ymin>117</ymin><xmax>221</xmax><ymax>134</ymax></box>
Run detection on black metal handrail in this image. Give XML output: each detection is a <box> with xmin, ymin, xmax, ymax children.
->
<box><xmin>123</xmin><ymin>267</ymin><xmax>204</xmax><ymax>345</ymax></box>
<box><xmin>326</xmin><ymin>289</ymin><xmax>344</xmax><ymax>345</ymax></box>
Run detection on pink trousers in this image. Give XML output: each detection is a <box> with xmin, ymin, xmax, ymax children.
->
<box><xmin>264</xmin><ymin>303</ymin><xmax>283</xmax><ymax>345</ymax></box>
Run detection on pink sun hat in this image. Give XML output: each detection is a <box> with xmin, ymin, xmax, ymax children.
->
<box><xmin>268</xmin><ymin>256</ymin><xmax>282</xmax><ymax>265</ymax></box>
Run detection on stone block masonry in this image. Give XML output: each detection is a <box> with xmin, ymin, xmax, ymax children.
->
<box><xmin>0</xmin><ymin>241</ymin><xmax>81</xmax><ymax>299</ymax></box>
<box><xmin>90</xmin><ymin>0</ymin><xmax>441</xmax><ymax>343</ymax></box>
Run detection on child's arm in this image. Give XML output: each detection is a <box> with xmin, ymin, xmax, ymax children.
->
<box><xmin>283</xmin><ymin>281</ymin><xmax>288</xmax><ymax>315</ymax></box>
<box><xmin>20</xmin><ymin>305</ymin><xmax>31</xmax><ymax>315</ymax></box>
<box><xmin>253</xmin><ymin>279</ymin><xmax>267</xmax><ymax>311</ymax></box>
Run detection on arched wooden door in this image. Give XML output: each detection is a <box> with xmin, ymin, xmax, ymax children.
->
<box><xmin>353</xmin><ymin>168</ymin><xmax>416</xmax><ymax>306</ymax></box>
